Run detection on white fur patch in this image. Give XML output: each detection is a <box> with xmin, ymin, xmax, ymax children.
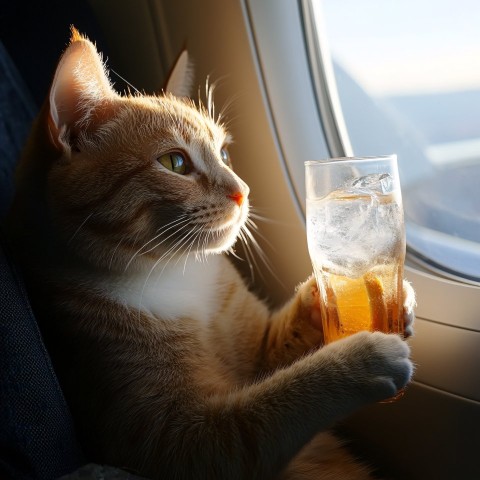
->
<box><xmin>104</xmin><ymin>256</ymin><xmax>221</xmax><ymax>324</ymax></box>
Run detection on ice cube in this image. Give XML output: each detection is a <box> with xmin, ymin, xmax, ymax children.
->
<box><xmin>350</xmin><ymin>173</ymin><xmax>393</xmax><ymax>195</ymax></box>
<box><xmin>307</xmin><ymin>184</ymin><xmax>402</xmax><ymax>278</ymax></box>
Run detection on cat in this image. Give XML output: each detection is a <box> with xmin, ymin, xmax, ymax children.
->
<box><xmin>7</xmin><ymin>28</ymin><xmax>415</xmax><ymax>480</ymax></box>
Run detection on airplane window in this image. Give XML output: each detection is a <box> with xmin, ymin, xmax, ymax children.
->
<box><xmin>308</xmin><ymin>0</ymin><xmax>480</xmax><ymax>284</ymax></box>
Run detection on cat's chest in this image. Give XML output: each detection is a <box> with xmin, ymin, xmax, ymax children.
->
<box><xmin>106</xmin><ymin>257</ymin><xmax>222</xmax><ymax>324</ymax></box>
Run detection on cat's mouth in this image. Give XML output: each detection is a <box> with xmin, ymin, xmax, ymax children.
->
<box><xmin>198</xmin><ymin>205</ymin><xmax>248</xmax><ymax>254</ymax></box>
<box><xmin>202</xmin><ymin>223</ymin><xmax>243</xmax><ymax>254</ymax></box>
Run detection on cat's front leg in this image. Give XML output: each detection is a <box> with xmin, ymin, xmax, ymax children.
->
<box><xmin>190</xmin><ymin>331</ymin><xmax>412</xmax><ymax>480</ymax></box>
<box><xmin>264</xmin><ymin>276</ymin><xmax>324</xmax><ymax>370</ymax></box>
<box><xmin>263</xmin><ymin>276</ymin><xmax>416</xmax><ymax>372</ymax></box>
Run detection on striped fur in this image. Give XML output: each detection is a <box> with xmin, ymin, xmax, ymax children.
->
<box><xmin>7</xmin><ymin>30</ymin><xmax>414</xmax><ymax>479</ymax></box>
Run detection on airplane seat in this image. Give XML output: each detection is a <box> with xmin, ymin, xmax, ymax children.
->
<box><xmin>0</xmin><ymin>6</ymin><xmax>154</xmax><ymax>476</ymax></box>
<box><xmin>0</xmin><ymin>39</ymin><xmax>85</xmax><ymax>479</ymax></box>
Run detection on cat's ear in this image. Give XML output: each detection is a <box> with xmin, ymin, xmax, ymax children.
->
<box><xmin>49</xmin><ymin>27</ymin><xmax>117</xmax><ymax>149</ymax></box>
<box><xmin>164</xmin><ymin>50</ymin><xmax>194</xmax><ymax>97</ymax></box>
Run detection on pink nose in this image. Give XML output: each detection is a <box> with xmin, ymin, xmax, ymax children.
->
<box><xmin>227</xmin><ymin>192</ymin><xmax>244</xmax><ymax>207</ymax></box>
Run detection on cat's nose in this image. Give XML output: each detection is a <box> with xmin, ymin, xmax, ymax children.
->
<box><xmin>227</xmin><ymin>192</ymin><xmax>244</xmax><ymax>207</ymax></box>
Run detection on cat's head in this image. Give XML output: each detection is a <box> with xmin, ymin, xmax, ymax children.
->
<box><xmin>24</xmin><ymin>28</ymin><xmax>250</xmax><ymax>270</ymax></box>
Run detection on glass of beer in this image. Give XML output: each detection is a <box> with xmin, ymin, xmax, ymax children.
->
<box><xmin>305</xmin><ymin>155</ymin><xmax>406</xmax><ymax>347</ymax></box>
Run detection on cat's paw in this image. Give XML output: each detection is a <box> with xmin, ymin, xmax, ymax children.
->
<box><xmin>296</xmin><ymin>275</ymin><xmax>323</xmax><ymax>332</ymax></box>
<box><xmin>403</xmin><ymin>279</ymin><xmax>416</xmax><ymax>338</ymax></box>
<box><xmin>324</xmin><ymin>331</ymin><xmax>413</xmax><ymax>402</ymax></box>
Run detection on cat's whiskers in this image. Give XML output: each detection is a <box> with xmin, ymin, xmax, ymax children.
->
<box><xmin>148</xmin><ymin>213</ymin><xmax>191</xmax><ymax>243</ymax></box>
<box><xmin>124</xmin><ymin>214</ymin><xmax>190</xmax><ymax>271</ymax></box>
<box><xmin>243</xmin><ymin>222</ymin><xmax>281</xmax><ymax>284</ymax></box>
<box><xmin>216</xmin><ymin>93</ymin><xmax>240</xmax><ymax>127</ymax></box>
<box><xmin>67</xmin><ymin>212</ymin><xmax>95</xmax><ymax>245</ymax></box>
<box><xmin>235</xmin><ymin>218</ymin><xmax>285</xmax><ymax>289</ymax></box>
<box><xmin>115</xmin><ymin>229</ymin><xmax>144</xmax><ymax>270</ymax></box>
<box><xmin>138</xmin><ymin>219</ymin><xmax>192</xmax><ymax>258</ymax></box>
<box><xmin>110</xmin><ymin>68</ymin><xmax>141</xmax><ymax>95</ymax></box>
<box><xmin>246</xmin><ymin>217</ymin><xmax>277</xmax><ymax>253</ymax></box>
<box><xmin>203</xmin><ymin>228</ymin><xmax>212</xmax><ymax>261</ymax></box>
<box><xmin>152</xmin><ymin>221</ymin><xmax>199</xmax><ymax>272</ymax></box>
<box><xmin>237</xmin><ymin>229</ymin><xmax>256</xmax><ymax>281</ymax></box>
<box><xmin>201</xmin><ymin>74</ymin><xmax>239</xmax><ymax>128</ymax></box>
<box><xmin>108</xmin><ymin>236</ymin><xmax>126</xmax><ymax>271</ymax></box>
<box><xmin>226</xmin><ymin>246</ymin><xmax>242</xmax><ymax>261</ymax></box>
<box><xmin>194</xmin><ymin>230</ymin><xmax>206</xmax><ymax>263</ymax></box>
<box><xmin>172</xmin><ymin>224</ymin><xmax>204</xmax><ymax>268</ymax></box>
<box><xmin>109</xmin><ymin>229</ymin><xmax>143</xmax><ymax>271</ymax></box>
<box><xmin>200</xmin><ymin>226</ymin><xmax>215</xmax><ymax>263</ymax></box>
<box><xmin>206</xmin><ymin>77</ymin><xmax>215</xmax><ymax>121</ymax></box>
<box><xmin>172</xmin><ymin>223</ymin><xmax>212</xmax><ymax>279</ymax></box>
<box><xmin>249</xmin><ymin>209</ymin><xmax>287</xmax><ymax>226</ymax></box>
<box><xmin>182</xmin><ymin>225</ymin><xmax>205</xmax><ymax>275</ymax></box>
<box><xmin>151</xmin><ymin>214</ymin><xmax>216</xmax><ymax>272</ymax></box>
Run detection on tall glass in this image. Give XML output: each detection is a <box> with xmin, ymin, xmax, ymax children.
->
<box><xmin>305</xmin><ymin>155</ymin><xmax>406</xmax><ymax>345</ymax></box>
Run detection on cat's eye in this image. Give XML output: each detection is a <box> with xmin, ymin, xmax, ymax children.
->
<box><xmin>158</xmin><ymin>153</ymin><xmax>187</xmax><ymax>175</ymax></box>
<box><xmin>220</xmin><ymin>148</ymin><xmax>230</xmax><ymax>166</ymax></box>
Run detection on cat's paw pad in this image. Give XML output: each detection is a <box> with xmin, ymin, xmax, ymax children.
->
<box><xmin>403</xmin><ymin>279</ymin><xmax>416</xmax><ymax>338</ymax></box>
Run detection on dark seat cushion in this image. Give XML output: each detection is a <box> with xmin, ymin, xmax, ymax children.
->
<box><xmin>0</xmin><ymin>41</ymin><xmax>36</xmax><ymax>220</ymax></box>
<box><xmin>0</xmin><ymin>236</ymin><xmax>84</xmax><ymax>479</ymax></box>
<box><xmin>0</xmin><ymin>39</ymin><xmax>84</xmax><ymax>479</ymax></box>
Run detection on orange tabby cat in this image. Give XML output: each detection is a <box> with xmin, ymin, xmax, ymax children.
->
<box><xmin>7</xmin><ymin>29</ymin><xmax>415</xmax><ymax>479</ymax></box>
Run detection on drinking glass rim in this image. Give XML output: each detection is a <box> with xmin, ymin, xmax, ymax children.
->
<box><xmin>305</xmin><ymin>154</ymin><xmax>397</xmax><ymax>167</ymax></box>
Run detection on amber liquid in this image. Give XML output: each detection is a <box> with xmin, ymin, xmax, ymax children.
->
<box><xmin>315</xmin><ymin>264</ymin><xmax>404</xmax><ymax>344</ymax></box>
<box><xmin>315</xmin><ymin>264</ymin><xmax>405</xmax><ymax>402</ymax></box>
